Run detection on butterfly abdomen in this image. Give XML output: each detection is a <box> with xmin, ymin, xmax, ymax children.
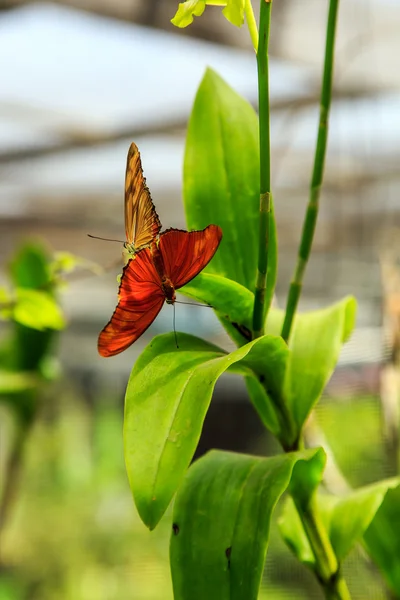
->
<box><xmin>150</xmin><ymin>240</ymin><xmax>176</xmax><ymax>304</ymax></box>
<box><xmin>162</xmin><ymin>279</ymin><xmax>176</xmax><ymax>304</ymax></box>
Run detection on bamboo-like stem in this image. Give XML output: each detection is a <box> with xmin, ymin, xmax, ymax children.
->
<box><xmin>251</xmin><ymin>1</ymin><xmax>349</xmax><ymax>591</ymax></box>
<box><xmin>281</xmin><ymin>0</ymin><xmax>340</xmax><ymax>342</ymax></box>
<box><xmin>252</xmin><ymin>0</ymin><xmax>272</xmax><ymax>338</ymax></box>
<box><xmin>249</xmin><ymin>0</ymin><xmax>349</xmax><ymax>595</ymax></box>
<box><xmin>244</xmin><ymin>0</ymin><xmax>258</xmax><ymax>51</ymax></box>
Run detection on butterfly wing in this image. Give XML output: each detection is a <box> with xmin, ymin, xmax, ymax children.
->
<box><xmin>159</xmin><ymin>225</ymin><xmax>222</xmax><ymax>289</ymax></box>
<box><xmin>98</xmin><ymin>248</ymin><xmax>164</xmax><ymax>357</ymax></box>
<box><xmin>125</xmin><ymin>143</ymin><xmax>161</xmax><ymax>251</ymax></box>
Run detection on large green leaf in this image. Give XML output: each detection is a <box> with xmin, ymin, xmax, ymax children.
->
<box><xmin>124</xmin><ymin>296</ymin><xmax>357</xmax><ymax>529</ymax></box>
<box><xmin>330</xmin><ymin>477</ymin><xmax>400</xmax><ymax>560</ymax></box>
<box><xmin>284</xmin><ymin>297</ymin><xmax>356</xmax><ymax>431</ymax></box>
<box><xmin>141</xmin><ymin>293</ymin><xmax>356</xmax><ymax>453</ymax></box>
<box><xmin>184</xmin><ymin>68</ymin><xmax>277</xmax><ymax>307</ymax></box>
<box><xmin>123</xmin><ymin>332</ymin><xmax>286</xmax><ymax>529</ymax></box>
<box><xmin>279</xmin><ymin>478</ymin><xmax>400</xmax><ymax>569</ymax></box>
<box><xmin>364</xmin><ymin>486</ymin><xmax>400</xmax><ymax>595</ymax></box>
<box><xmin>182</xmin><ymin>284</ymin><xmax>357</xmax><ymax>445</ymax></box>
<box><xmin>170</xmin><ymin>448</ymin><xmax>325</xmax><ymax>600</ymax></box>
<box><xmin>265</xmin><ymin>297</ymin><xmax>356</xmax><ymax>437</ymax></box>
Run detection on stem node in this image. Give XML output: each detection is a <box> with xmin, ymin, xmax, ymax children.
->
<box><xmin>252</xmin><ymin>0</ymin><xmax>272</xmax><ymax>338</ymax></box>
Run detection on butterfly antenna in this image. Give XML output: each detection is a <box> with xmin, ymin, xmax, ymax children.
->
<box><xmin>87</xmin><ymin>234</ymin><xmax>125</xmax><ymax>243</ymax></box>
<box><xmin>173</xmin><ymin>303</ymin><xmax>179</xmax><ymax>349</ymax></box>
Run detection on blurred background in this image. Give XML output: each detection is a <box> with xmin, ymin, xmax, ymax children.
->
<box><xmin>0</xmin><ymin>0</ymin><xmax>399</xmax><ymax>598</ymax></box>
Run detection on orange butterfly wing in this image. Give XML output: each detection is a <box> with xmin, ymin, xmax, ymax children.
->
<box><xmin>98</xmin><ymin>248</ymin><xmax>164</xmax><ymax>357</ymax></box>
<box><xmin>159</xmin><ymin>224</ymin><xmax>223</xmax><ymax>289</ymax></box>
<box><xmin>124</xmin><ymin>142</ymin><xmax>161</xmax><ymax>252</ymax></box>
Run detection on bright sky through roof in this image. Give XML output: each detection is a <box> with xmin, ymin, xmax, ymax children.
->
<box><xmin>0</xmin><ymin>2</ymin><xmax>312</xmax><ymax>150</ymax></box>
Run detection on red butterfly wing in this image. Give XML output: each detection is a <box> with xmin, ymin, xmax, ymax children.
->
<box><xmin>159</xmin><ymin>225</ymin><xmax>222</xmax><ymax>289</ymax></box>
<box><xmin>98</xmin><ymin>248</ymin><xmax>164</xmax><ymax>357</ymax></box>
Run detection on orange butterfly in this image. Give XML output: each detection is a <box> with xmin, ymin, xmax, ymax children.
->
<box><xmin>98</xmin><ymin>144</ymin><xmax>222</xmax><ymax>357</ymax></box>
<box><xmin>123</xmin><ymin>142</ymin><xmax>161</xmax><ymax>259</ymax></box>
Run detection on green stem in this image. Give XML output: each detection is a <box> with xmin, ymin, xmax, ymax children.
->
<box><xmin>295</xmin><ymin>495</ymin><xmax>351</xmax><ymax>600</ymax></box>
<box><xmin>0</xmin><ymin>418</ymin><xmax>29</xmax><ymax>542</ymax></box>
<box><xmin>250</xmin><ymin>1</ymin><xmax>349</xmax><ymax>597</ymax></box>
<box><xmin>281</xmin><ymin>0</ymin><xmax>340</xmax><ymax>343</ymax></box>
<box><xmin>252</xmin><ymin>0</ymin><xmax>272</xmax><ymax>338</ymax></box>
<box><xmin>244</xmin><ymin>0</ymin><xmax>258</xmax><ymax>51</ymax></box>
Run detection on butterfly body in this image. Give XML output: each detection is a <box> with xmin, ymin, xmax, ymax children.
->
<box><xmin>150</xmin><ymin>239</ymin><xmax>176</xmax><ymax>304</ymax></box>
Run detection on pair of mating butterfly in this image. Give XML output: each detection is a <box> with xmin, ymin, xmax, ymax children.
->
<box><xmin>98</xmin><ymin>143</ymin><xmax>223</xmax><ymax>357</ymax></box>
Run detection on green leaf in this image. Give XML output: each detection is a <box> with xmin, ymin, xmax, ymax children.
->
<box><xmin>0</xmin><ymin>369</ymin><xmax>39</xmax><ymax>394</ymax></box>
<box><xmin>181</xmin><ymin>273</ymin><xmax>254</xmax><ymax>336</ymax></box>
<box><xmin>0</xmin><ymin>286</ymin><xmax>10</xmax><ymax>303</ymax></box>
<box><xmin>184</xmin><ymin>69</ymin><xmax>277</xmax><ymax>303</ymax></box>
<box><xmin>364</xmin><ymin>486</ymin><xmax>400</xmax><ymax>595</ymax></box>
<box><xmin>289</xmin><ymin>447</ymin><xmax>327</xmax><ymax>508</ymax></box>
<box><xmin>221</xmin><ymin>0</ymin><xmax>245</xmax><ymax>27</ymax></box>
<box><xmin>277</xmin><ymin>450</ymin><xmax>328</xmax><ymax>569</ymax></box>
<box><xmin>265</xmin><ymin>297</ymin><xmax>357</xmax><ymax>438</ymax></box>
<box><xmin>171</xmin><ymin>1</ymin><xmax>244</xmax><ymax>28</ymax></box>
<box><xmin>264</xmin><ymin>306</ymin><xmax>284</xmax><ymax>336</ymax></box>
<box><xmin>182</xmin><ymin>271</ymin><xmax>255</xmax><ymax>344</ymax></box>
<box><xmin>183</xmin><ymin>293</ymin><xmax>355</xmax><ymax>448</ymax></box>
<box><xmin>124</xmin><ymin>332</ymin><xmax>286</xmax><ymax>529</ymax></box>
<box><xmin>38</xmin><ymin>355</ymin><xmax>62</xmax><ymax>382</ymax></box>
<box><xmin>6</xmin><ymin>242</ymin><xmax>61</xmax><ymax>374</ymax></box>
<box><xmin>278</xmin><ymin>497</ymin><xmax>316</xmax><ymax>568</ymax></box>
<box><xmin>182</xmin><ymin>284</ymin><xmax>356</xmax><ymax>447</ymax></box>
<box><xmin>170</xmin><ymin>448</ymin><xmax>325</xmax><ymax>600</ymax></box>
<box><xmin>279</xmin><ymin>478</ymin><xmax>400</xmax><ymax>569</ymax></box>
<box><xmin>9</xmin><ymin>242</ymin><xmax>51</xmax><ymax>289</ymax></box>
<box><xmin>244</xmin><ymin>376</ymin><xmax>281</xmax><ymax>437</ymax></box>
<box><xmin>330</xmin><ymin>477</ymin><xmax>400</xmax><ymax>560</ymax></box>
<box><xmin>171</xmin><ymin>0</ymin><xmax>206</xmax><ymax>27</ymax></box>
<box><xmin>0</xmin><ymin>286</ymin><xmax>12</xmax><ymax>320</ymax></box>
<box><xmin>284</xmin><ymin>296</ymin><xmax>356</xmax><ymax>431</ymax></box>
<box><xmin>13</xmin><ymin>289</ymin><xmax>65</xmax><ymax>331</ymax></box>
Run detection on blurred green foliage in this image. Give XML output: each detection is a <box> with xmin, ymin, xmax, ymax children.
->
<box><xmin>316</xmin><ymin>397</ymin><xmax>389</xmax><ymax>488</ymax></box>
<box><xmin>0</xmin><ymin>393</ymin><xmax>391</xmax><ymax>599</ymax></box>
<box><xmin>0</xmin><ymin>400</ymin><xmax>173</xmax><ymax>600</ymax></box>
<box><xmin>0</xmin><ymin>244</ymin><xmax>395</xmax><ymax>599</ymax></box>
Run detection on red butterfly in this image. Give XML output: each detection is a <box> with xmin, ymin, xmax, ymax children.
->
<box><xmin>98</xmin><ymin>144</ymin><xmax>222</xmax><ymax>357</ymax></box>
